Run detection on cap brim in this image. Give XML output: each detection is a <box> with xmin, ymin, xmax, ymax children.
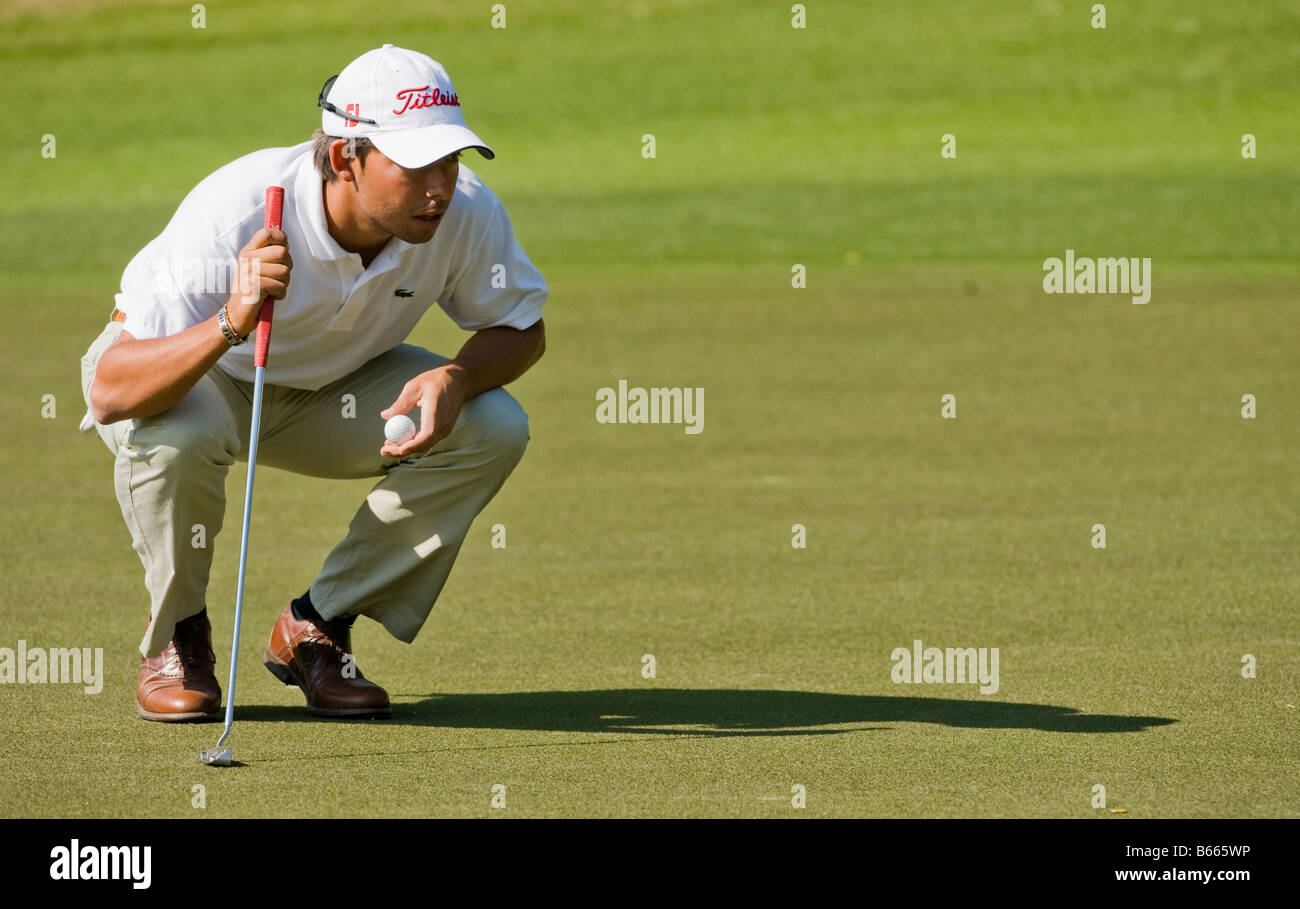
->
<box><xmin>371</xmin><ymin>125</ymin><xmax>495</xmax><ymax>168</ymax></box>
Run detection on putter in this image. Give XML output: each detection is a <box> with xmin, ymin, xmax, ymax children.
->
<box><xmin>201</xmin><ymin>185</ymin><xmax>285</xmax><ymax>767</ymax></box>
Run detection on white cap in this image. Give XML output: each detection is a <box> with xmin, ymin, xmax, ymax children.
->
<box><xmin>320</xmin><ymin>45</ymin><xmax>495</xmax><ymax>168</ymax></box>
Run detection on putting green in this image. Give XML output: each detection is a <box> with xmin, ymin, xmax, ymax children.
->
<box><xmin>0</xmin><ymin>0</ymin><xmax>1295</xmax><ymax>817</ymax></box>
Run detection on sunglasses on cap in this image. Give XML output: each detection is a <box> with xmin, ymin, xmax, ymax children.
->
<box><xmin>317</xmin><ymin>75</ymin><xmax>379</xmax><ymax>126</ymax></box>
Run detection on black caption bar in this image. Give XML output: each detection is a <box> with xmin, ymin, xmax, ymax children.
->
<box><xmin>2</xmin><ymin>818</ymin><xmax>1287</xmax><ymax>893</ymax></box>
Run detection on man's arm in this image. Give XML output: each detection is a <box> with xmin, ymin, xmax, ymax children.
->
<box><xmin>90</xmin><ymin>228</ymin><xmax>293</xmax><ymax>424</ymax></box>
<box><xmin>91</xmin><ymin>322</ymin><xmax>233</xmax><ymax>424</ymax></box>
<box><xmin>447</xmin><ymin>319</ymin><xmax>547</xmax><ymax>397</ymax></box>
<box><xmin>379</xmin><ymin>319</ymin><xmax>545</xmax><ymax>457</ymax></box>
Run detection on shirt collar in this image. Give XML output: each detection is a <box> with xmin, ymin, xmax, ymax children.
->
<box><xmin>293</xmin><ymin>149</ymin><xmax>416</xmax><ymax>270</ymax></box>
<box><xmin>293</xmin><ymin>150</ymin><xmax>348</xmax><ymax>261</ymax></box>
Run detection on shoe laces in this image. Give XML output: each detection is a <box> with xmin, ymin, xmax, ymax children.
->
<box><xmin>173</xmin><ymin>620</ymin><xmax>215</xmax><ymax>668</ymax></box>
<box><xmin>301</xmin><ymin>618</ymin><xmax>361</xmax><ymax>678</ymax></box>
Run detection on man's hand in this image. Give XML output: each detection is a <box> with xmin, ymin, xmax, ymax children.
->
<box><xmin>229</xmin><ymin>228</ymin><xmax>293</xmax><ymax>337</ymax></box>
<box><xmin>90</xmin><ymin>226</ymin><xmax>296</xmax><ymax>425</ymax></box>
<box><xmin>376</xmin><ymin>321</ymin><xmax>545</xmax><ymax>458</ymax></box>
<box><xmin>379</xmin><ymin>365</ymin><xmax>470</xmax><ymax>457</ymax></box>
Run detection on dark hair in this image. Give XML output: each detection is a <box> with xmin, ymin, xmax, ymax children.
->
<box><xmin>312</xmin><ymin>128</ymin><xmax>374</xmax><ymax>182</ymax></box>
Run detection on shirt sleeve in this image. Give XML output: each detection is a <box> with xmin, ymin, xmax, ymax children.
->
<box><xmin>114</xmin><ymin>222</ymin><xmax>241</xmax><ymax>341</ymax></box>
<box><xmin>440</xmin><ymin>199</ymin><xmax>547</xmax><ymax>332</ymax></box>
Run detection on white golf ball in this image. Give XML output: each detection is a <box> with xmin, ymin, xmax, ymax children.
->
<box><xmin>384</xmin><ymin>414</ymin><xmax>416</xmax><ymax>444</ymax></box>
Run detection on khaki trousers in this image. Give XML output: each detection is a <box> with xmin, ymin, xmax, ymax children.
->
<box><xmin>79</xmin><ymin>321</ymin><xmax>530</xmax><ymax>657</ymax></box>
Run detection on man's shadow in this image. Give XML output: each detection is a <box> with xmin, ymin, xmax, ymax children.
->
<box><xmin>237</xmin><ymin>689</ymin><xmax>1175</xmax><ymax>736</ymax></box>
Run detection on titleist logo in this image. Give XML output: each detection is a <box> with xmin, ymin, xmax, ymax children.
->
<box><xmin>393</xmin><ymin>85</ymin><xmax>460</xmax><ymax>115</ymax></box>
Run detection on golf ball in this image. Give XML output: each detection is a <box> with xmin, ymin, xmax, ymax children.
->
<box><xmin>384</xmin><ymin>414</ymin><xmax>416</xmax><ymax>444</ymax></box>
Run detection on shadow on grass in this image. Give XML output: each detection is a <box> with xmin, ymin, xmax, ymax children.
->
<box><xmin>234</xmin><ymin>689</ymin><xmax>1175</xmax><ymax>736</ymax></box>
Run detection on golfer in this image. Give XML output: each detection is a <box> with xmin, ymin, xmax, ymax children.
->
<box><xmin>78</xmin><ymin>45</ymin><xmax>546</xmax><ymax>721</ymax></box>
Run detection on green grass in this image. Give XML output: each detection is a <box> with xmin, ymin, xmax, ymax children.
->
<box><xmin>0</xmin><ymin>0</ymin><xmax>1297</xmax><ymax>817</ymax></box>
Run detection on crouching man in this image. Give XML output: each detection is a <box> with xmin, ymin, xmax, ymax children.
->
<box><xmin>79</xmin><ymin>45</ymin><xmax>546</xmax><ymax>721</ymax></box>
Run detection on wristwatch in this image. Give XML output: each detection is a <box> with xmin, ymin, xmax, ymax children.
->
<box><xmin>217</xmin><ymin>304</ymin><xmax>248</xmax><ymax>346</ymax></box>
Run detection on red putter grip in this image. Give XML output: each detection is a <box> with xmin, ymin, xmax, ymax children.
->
<box><xmin>254</xmin><ymin>186</ymin><xmax>285</xmax><ymax>368</ymax></box>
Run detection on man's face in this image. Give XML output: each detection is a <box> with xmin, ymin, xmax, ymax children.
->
<box><xmin>349</xmin><ymin>145</ymin><xmax>460</xmax><ymax>244</ymax></box>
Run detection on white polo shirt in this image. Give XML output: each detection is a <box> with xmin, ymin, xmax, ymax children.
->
<box><xmin>113</xmin><ymin>141</ymin><xmax>546</xmax><ymax>390</ymax></box>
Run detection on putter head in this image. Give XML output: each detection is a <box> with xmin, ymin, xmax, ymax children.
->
<box><xmin>199</xmin><ymin>745</ymin><xmax>233</xmax><ymax>766</ymax></box>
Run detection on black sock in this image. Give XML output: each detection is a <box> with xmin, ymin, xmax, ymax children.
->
<box><xmin>291</xmin><ymin>591</ymin><xmax>355</xmax><ymax>627</ymax></box>
<box><xmin>291</xmin><ymin>590</ymin><xmax>322</xmax><ymax>623</ymax></box>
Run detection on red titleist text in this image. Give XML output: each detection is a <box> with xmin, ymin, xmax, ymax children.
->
<box><xmin>393</xmin><ymin>85</ymin><xmax>460</xmax><ymax>115</ymax></box>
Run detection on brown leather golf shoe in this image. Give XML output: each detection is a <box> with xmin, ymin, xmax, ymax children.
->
<box><xmin>263</xmin><ymin>601</ymin><xmax>390</xmax><ymax>718</ymax></box>
<box><xmin>136</xmin><ymin>611</ymin><xmax>222</xmax><ymax>722</ymax></box>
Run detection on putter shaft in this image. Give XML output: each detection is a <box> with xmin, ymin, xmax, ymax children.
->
<box><xmin>214</xmin><ymin>362</ymin><xmax>267</xmax><ymax>752</ymax></box>
<box><xmin>201</xmin><ymin>185</ymin><xmax>283</xmax><ymax>766</ymax></box>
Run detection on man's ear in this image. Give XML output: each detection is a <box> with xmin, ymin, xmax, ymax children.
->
<box><xmin>328</xmin><ymin>138</ymin><xmax>361</xmax><ymax>184</ymax></box>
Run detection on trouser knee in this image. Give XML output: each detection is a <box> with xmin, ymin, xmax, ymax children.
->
<box><xmin>121</xmin><ymin>410</ymin><xmax>239</xmax><ymax>477</ymax></box>
<box><xmin>451</xmin><ymin>388</ymin><xmax>530</xmax><ymax>469</ymax></box>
